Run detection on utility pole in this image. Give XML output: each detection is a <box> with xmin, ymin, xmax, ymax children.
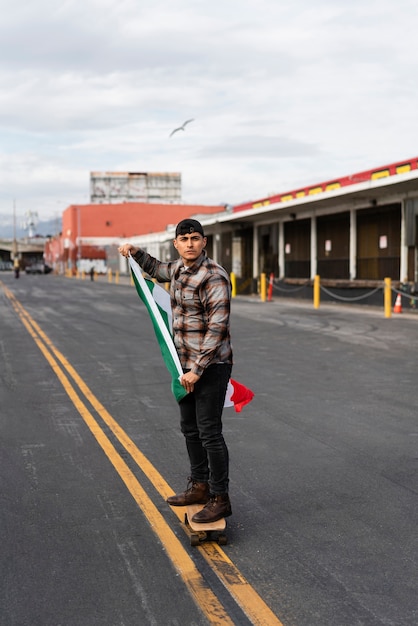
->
<box><xmin>12</xmin><ymin>200</ymin><xmax>20</xmax><ymax>277</ymax></box>
<box><xmin>12</xmin><ymin>199</ymin><xmax>18</xmax><ymax>260</ymax></box>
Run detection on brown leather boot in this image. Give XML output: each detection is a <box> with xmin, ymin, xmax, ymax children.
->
<box><xmin>166</xmin><ymin>478</ymin><xmax>210</xmax><ymax>506</ymax></box>
<box><xmin>191</xmin><ymin>493</ymin><xmax>232</xmax><ymax>523</ymax></box>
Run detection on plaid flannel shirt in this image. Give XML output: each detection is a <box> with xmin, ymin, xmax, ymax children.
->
<box><xmin>134</xmin><ymin>250</ymin><xmax>233</xmax><ymax>376</ymax></box>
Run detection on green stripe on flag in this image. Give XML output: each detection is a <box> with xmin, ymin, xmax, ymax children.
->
<box><xmin>129</xmin><ymin>256</ymin><xmax>187</xmax><ymax>403</ymax></box>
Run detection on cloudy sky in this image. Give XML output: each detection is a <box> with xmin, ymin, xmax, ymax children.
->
<box><xmin>1</xmin><ymin>0</ymin><xmax>417</xmax><ymax>230</ymax></box>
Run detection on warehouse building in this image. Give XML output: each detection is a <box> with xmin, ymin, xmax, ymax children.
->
<box><xmin>119</xmin><ymin>157</ymin><xmax>418</xmax><ymax>300</ymax></box>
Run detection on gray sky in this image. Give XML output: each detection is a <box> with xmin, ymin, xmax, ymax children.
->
<box><xmin>1</xmin><ymin>0</ymin><xmax>417</xmax><ymax>227</ymax></box>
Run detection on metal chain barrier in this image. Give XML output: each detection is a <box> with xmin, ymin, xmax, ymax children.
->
<box><xmin>260</xmin><ymin>273</ymin><xmax>416</xmax><ymax>315</ymax></box>
<box><xmin>319</xmin><ymin>285</ymin><xmax>382</xmax><ymax>302</ymax></box>
<box><xmin>392</xmin><ymin>285</ymin><xmax>416</xmax><ymax>297</ymax></box>
<box><xmin>272</xmin><ymin>279</ymin><xmax>310</xmax><ymax>294</ymax></box>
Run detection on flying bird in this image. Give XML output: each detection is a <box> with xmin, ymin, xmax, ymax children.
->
<box><xmin>169</xmin><ymin>118</ymin><xmax>195</xmax><ymax>138</ymax></box>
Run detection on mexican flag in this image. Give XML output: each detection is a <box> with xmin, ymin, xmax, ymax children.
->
<box><xmin>129</xmin><ymin>255</ymin><xmax>254</xmax><ymax>412</ymax></box>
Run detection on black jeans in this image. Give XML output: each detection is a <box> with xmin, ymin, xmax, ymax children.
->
<box><xmin>179</xmin><ymin>363</ymin><xmax>232</xmax><ymax>494</ymax></box>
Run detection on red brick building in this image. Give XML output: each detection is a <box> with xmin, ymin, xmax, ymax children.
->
<box><xmin>45</xmin><ymin>202</ymin><xmax>225</xmax><ymax>273</ymax></box>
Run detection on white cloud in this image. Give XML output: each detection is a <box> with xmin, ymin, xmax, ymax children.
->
<box><xmin>0</xmin><ymin>0</ymin><xmax>418</xmax><ymax>224</ymax></box>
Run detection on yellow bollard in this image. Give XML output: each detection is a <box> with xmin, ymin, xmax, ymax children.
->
<box><xmin>230</xmin><ymin>272</ymin><xmax>236</xmax><ymax>298</ymax></box>
<box><xmin>384</xmin><ymin>277</ymin><xmax>392</xmax><ymax>318</ymax></box>
<box><xmin>108</xmin><ymin>269</ymin><xmax>112</xmax><ymax>283</ymax></box>
<box><xmin>260</xmin><ymin>272</ymin><xmax>267</xmax><ymax>302</ymax></box>
<box><xmin>313</xmin><ymin>274</ymin><xmax>320</xmax><ymax>309</ymax></box>
<box><xmin>115</xmin><ymin>271</ymin><xmax>119</xmax><ymax>284</ymax></box>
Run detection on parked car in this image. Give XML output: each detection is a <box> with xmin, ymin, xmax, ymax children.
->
<box><xmin>0</xmin><ymin>261</ymin><xmax>13</xmax><ymax>271</ymax></box>
<box><xmin>25</xmin><ymin>262</ymin><xmax>52</xmax><ymax>275</ymax></box>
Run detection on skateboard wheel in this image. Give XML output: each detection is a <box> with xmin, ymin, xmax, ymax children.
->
<box><xmin>190</xmin><ymin>534</ymin><xmax>200</xmax><ymax>547</ymax></box>
<box><xmin>218</xmin><ymin>534</ymin><xmax>227</xmax><ymax>546</ymax></box>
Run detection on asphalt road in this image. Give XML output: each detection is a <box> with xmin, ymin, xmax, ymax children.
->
<box><xmin>0</xmin><ymin>272</ymin><xmax>417</xmax><ymax>626</ymax></box>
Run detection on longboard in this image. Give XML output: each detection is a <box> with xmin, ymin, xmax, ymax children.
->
<box><xmin>185</xmin><ymin>503</ymin><xmax>227</xmax><ymax>546</ymax></box>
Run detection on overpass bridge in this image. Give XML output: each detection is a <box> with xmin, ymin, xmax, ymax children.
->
<box><xmin>0</xmin><ymin>238</ymin><xmax>47</xmax><ymax>269</ymax></box>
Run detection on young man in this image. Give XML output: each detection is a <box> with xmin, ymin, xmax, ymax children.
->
<box><xmin>118</xmin><ymin>219</ymin><xmax>233</xmax><ymax>523</ymax></box>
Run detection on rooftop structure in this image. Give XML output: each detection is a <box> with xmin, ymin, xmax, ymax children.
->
<box><xmin>90</xmin><ymin>171</ymin><xmax>182</xmax><ymax>204</ymax></box>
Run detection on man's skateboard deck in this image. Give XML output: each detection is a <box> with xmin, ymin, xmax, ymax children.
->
<box><xmin>185</xmin><ymin>504</ymin><xmax>227</xmax><ymax>546</ymax></box>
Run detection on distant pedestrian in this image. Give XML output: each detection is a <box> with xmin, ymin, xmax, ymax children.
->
<box><xmin>90</xmin><ymin>267</ymin><xmax>94</xmax><ymax>281</ymax></box>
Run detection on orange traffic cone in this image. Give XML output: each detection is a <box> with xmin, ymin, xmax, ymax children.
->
<box><xmin>393</xmin><ymin>293</ymin><xmax>402</xmax><ymax>314</ymax></box>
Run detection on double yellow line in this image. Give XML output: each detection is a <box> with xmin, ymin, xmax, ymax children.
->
<box><xmin>2</xmin><ymin>282</ymin><xmax>284</xmax><ymax>626</ymax></box>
